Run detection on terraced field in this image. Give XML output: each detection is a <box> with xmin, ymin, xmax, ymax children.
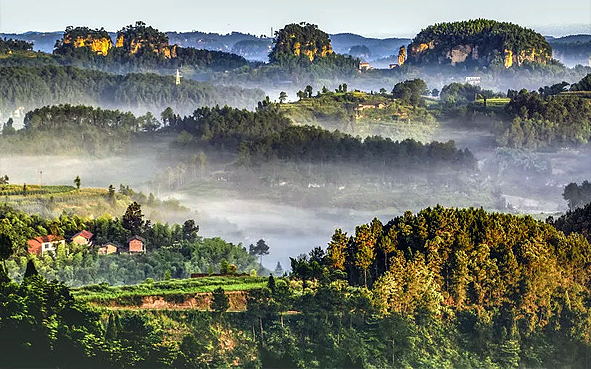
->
<box><xmin>73</xmin><ymin>276</ymin><xmax>268</xmax><ymax>311</ymax></box>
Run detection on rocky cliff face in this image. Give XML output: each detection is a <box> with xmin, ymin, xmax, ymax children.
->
<box><xmin>292</xmin><ymin>41</ymin><xmax>332</xmax><ymax>62</ymax></box>
<box><xmin>63</xmin><ymin>35</ymin><xmax>112</xmax><ymax>55</ymax></box>
<box><xmin>115</xmin><ymin>34</ymin><xmax>178</xmax><ymax>59</ymax></box>
<box><xmin>398</xmin><ymin>46</ymin><xmax>406</xmax><ymax>65</ymax></box>
<box><xmin>409</xmin><ymin>41</ymin><xmax>550</xmax><ymax>68</ymax></box>
<box><xmin>56</xmin><ymin>27</ymin><xmax>113</xmax><ymax>56</ymax></box>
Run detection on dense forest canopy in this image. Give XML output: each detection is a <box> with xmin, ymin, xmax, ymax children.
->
<box><xmin>0</xmin><ymin>65</ymin><xmax>264</xmax><ymax>119</ymax></box>
<box><xmin>1</xmin><ymin>205</ymin><xmax>590</xmax><ymax>367</ymax></box>
<box><xmin>165</xmin><ymin>101</ymin><xmax>476</xmax><ymax>170</ymax></box>
<box><xmin>0</xmin><ymin>37</ymin><xmax>33</xmax><ymax>54</ymax></box>
<box><xmin>499</xmin><ymin>90</ymin><xmax>591</xmax><ymax>148</ymax></box>
<box><xmin>548</xmin><ymin>201</ymin><xmax>591</xmax><ymax>243</ymax></box>
<box><xmin>408</xmin><ymin>19</ymin><xmax>552</xmax><ymax>68</ymax></box>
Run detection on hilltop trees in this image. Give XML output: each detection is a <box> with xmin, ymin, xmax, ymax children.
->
<box><xmin>291</xmin><ymin>205</ymin><xmax>591</xmax><ymax>317</ymax></box>
<box><xmin>0</xmin><ymin>38</ymin><xmax>33</xmax><ymax>54</ymax></box>
<box><xmin>562</xmin><ymin>181</ymin><xmax>591</xmax><ymax>210</ymax></box>
<box><xmin>570</xmin><ymin>73</ymin><xmax>591</xmax><ymax>91</ymax></box>
<box><xmin>548</xmin><ymin>201</ymin><xmax>591</xmax><ymax>243</ymax></box>
<box><xmin>499</xmin><ymin>90</ymin><xmax>591</xmax><ymax>148</ymax></box>
<box><xmin>279</xmin><ymin>91</ymin><xmax>287</xmax><ymax>103</ymax></box>
<box><xmin>122</xmin><ymin>202</ymin><xmax>145</xmax><ymax>235</ymax></box>
<box><xmin>2</xmin><ymin>119</ymin><xmax>16</xmax><ymax>136</ymax></box>
<box><xmin>391</xmin><ymin>78</ymin><xmax>428</xmax><ymax>106</ymax></box>
<box><xmin>249</xmin><ymin>239</ymin><xmax>270</xmax><ymax>266</ymax></box>
<box><xmin>440</xmin><ymin>82</ymin><xmax>501</xmax><ymax>106</ymax></box>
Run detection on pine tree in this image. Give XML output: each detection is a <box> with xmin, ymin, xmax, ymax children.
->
<box><xmin>274</xmin><ymin>261</ymin><xmax>283</xmax><ymax>276</ymax></box>
<box><xmin>211</xmin><ymin>287</ymin><xmax>230</xmax><ymax>314</ymax></box>
<box><xmin>354</xmin><ymin>224</ymin><xmax>376</xmax><ymax>288</ymax></box>
<box><xmin>24</xmin><ymin>259</ymin><xmax>38</xmax><ymax>278</ymax></box>
<box><xmin>105</xmin><ymin>313</ymin><xmax>118</xmax><ymax>340</ymax></box>
<box><xmin>327</xmin><ymin>229</ymin><xmax>348</xmax><ymax>271</ymax></box>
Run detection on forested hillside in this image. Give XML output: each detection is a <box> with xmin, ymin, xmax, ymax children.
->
<box><xmin>0</xmin><ymin>202</ymin><xmax>259</xmax><ymax>286</ymax></box>
<box><xmin>0</xmin><ymin>205</ymin><xmax>590</xmax><ymax>367</ymax></box>
<box><xmin>280</xmin><ymin>86</ymin><xmax>437</xmax><ymax>141</ymax></box>
<box><xmin>0</xmin><ymin>65</ymin><xmax>264</xmax><ymax>120</ymax></box>
<box><xmin>437</xmin><ymin>73</ymin><xmax>591</xmax><ymax>149</ymax></box>
<box><xmin>166</xmin><ymin>101</ymin><xmax>476</xmax><ymax>171</ymax></box>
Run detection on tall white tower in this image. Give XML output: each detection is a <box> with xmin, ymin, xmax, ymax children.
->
<box><xmin>175</xmin><ymin>69</ymin><xmax>181</xmax><ymax>85</ymax></box>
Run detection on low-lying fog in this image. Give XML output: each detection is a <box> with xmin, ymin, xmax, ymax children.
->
<box><xmin>0</xmin><ymin>150</ymin><xmax>396</xmax><ymax>270</ymax></box>
<box><xmin>1</xmin><ymin>130</ymin><xmax>589</xmax><ymax>272</ymax></box>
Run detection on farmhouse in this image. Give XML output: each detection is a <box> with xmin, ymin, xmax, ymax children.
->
<box><xmin>359</xmin><ymin>62</ymin><xmax>371</xmax><ymax>71</ymax></box>
<box><xmin>27</xmin><ymin>235</ymin><xmax>65</xmax><ymax>256</ymax></box>
<box><xmin>71</xmin><ymin>230</ymin><xmax>93</xmax><ymax>246</ymax></box>
<box><xmin>97</xmin><ymin>242</ymin><xmax>119</xmax><ymax>255</ymax></box>
<box><xmin>126</xmin><ymin>235</ymin><xmax>146</xmax><ymax>254</ymax></box>
<box><xmin>355</xmin><ymin>103</ymin><xmax>387</xmax><ymax>115</ymax></box>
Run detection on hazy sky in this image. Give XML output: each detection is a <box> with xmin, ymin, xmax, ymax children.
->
<box><xmin>0</xmin><ymin>0</ymin><xmax>589</xmax><ymax>37</ymax></box>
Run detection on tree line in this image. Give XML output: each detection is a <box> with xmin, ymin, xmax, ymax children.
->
<box><xmin>1</xmin><ymin>204</ymin><xmax>590</xmax><ymax>367</ymax></box>
<box><xmin>0</xmin><ymin>65</ymin><xmax>264</xmax><ymax>118</ymax></box>
<box><xmin>165</xmin><ymin>101</ymin><xmax>476</xmax><ymax>171</ymax></box>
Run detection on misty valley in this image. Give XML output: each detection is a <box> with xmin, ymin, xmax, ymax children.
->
<box><xmin>0</xmin><ymin>15</ymin><xmax>590</xmax><ymax>369</ymax></box>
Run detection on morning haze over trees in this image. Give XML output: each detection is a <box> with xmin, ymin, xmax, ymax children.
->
<box><xmin>0</xmin><ymin>10</ymin><xmax>590</xmax><ymax>369</ymax></box>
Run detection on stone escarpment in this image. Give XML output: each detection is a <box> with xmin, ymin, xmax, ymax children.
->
<box><xmin>56</xmin><ymin>22</ymin><xmax>179</xmax><ymax>59</ymax></box>
<box><xmin>63</xmin><ymin>35</ymin><xmax>112</xmax><ymax>56</ymax></box>
<box><xmin>55</xmin><ymin>26</ymin><xmax>113</xmax><ymax>56</ymax></box>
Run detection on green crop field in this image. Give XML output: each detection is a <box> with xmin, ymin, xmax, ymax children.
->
<box><xmin>73</xmin><ymin>276</ymin><xmax>268</xmax><ymax>305</ymax></box>
<box><xmin>475</xmin><ymin>97</ymin><xmax>510</xmax><ymax>107</ymax></box>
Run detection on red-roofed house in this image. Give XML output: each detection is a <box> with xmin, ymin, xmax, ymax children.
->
<box><xmin>27</xmin><ymin>235</ymin><xmax>65</xmax><ymax>256</ymax></box>
<box><xmin>71</xmin><ymin>230</ymin><xmax>93</xmax><ymax>246</ymax></box>
<box><xmin>127</xmin><ymin>235</ymin><xmax>146</xmax><ymax>254</ymax></box>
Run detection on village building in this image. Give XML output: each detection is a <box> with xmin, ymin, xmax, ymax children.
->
<box><xmin>359</xmin><ymin>62</ymin><xmax>371</xmax><ymax>71</ymax></box>
<box><xmin>71</xmin><ymin>230</ymin><xmax>93</xmax><ymax>246</ymax></box>
<box><xmin>27</xmin><ymin>235</ymin><xmax>65</xmax><ymax>256</ymax></box>
<box><xmin>126</xmin><ymin>235</ymin><xmax>146</xmax><ymax>254</ymax></box>
<box><xmin>465</xmin><ymin>76</ymin><xmax>481</xmax><ymax>85</ymax></box>
<box><xmin>97</xmin><ymin>242</ymin><xmax>119</xmax><ymax>255</ymax></box>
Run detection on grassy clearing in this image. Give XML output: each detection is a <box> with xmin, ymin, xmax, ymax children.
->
<box><xmin>475</xmin><ymin>97</ymin><xmax>510</xmax><ymax>107</ymax></box>
<box><xmin>0</xmin><ymin>184</ymin><xmax>76</xmax><ymax>196</ymax></box>
<box><xmin>73</xmin><ymin>276</ymin><xmax>267</xmax><ymax>305</ymax></box>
